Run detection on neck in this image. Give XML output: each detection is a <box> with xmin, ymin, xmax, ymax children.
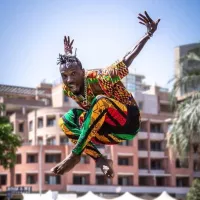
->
<box><xmin>79</xmin><ymin>79</ymin><xmax>85</xmax><ymax>96</ymax></box>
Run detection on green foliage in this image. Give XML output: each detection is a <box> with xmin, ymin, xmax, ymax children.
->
<box><xmin>167</xmin><ymin>46</ymin><xmax>200</xmax><ymax>159</ymax></box>
<box><xmin>186</xmin><ymin>179</ymin><xmax>200</xmax><ymax>200</ymax></box>
<box><xmin>0</xmin><ymin>116</ymin><xmax>22</xmax><ymax>169</ymax></box>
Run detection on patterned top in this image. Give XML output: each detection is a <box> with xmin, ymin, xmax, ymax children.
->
<box><xmin>63</xmin><ymin>60</ymin><xmax>137</xmax><ymax>110</ymax></box>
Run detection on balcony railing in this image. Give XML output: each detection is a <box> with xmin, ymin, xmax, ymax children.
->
<box><xmin>150</xmin><ymin>133</ymin><xmax>164</xmax><ymax>140</ymax></box>
<box><xmin>138</xmin><ymin>132</ymin><xmax>148</xmax><ymax>139</ymax></box>
<box><xmin>138</xmin><ymin>151</ymin><xmax>148</xmax><ymax>157</ymax></box>
<box><xmin>150</xmin><ymin>151</ymin><xmax>165</xmax><ymax>158</ymax></box>
<box><xmin>66</xmin><ymin>185</ymin><xmax>189</xmax><ymax>194</ymax></box>
<box><xmin>193</xmin><ymin>171</ymin><xmax>200</xmax><ymax>177</ymax></box>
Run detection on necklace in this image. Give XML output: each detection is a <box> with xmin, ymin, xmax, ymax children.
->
<box><xmin>84</xmin><ymin>76</ymin><xmax>87</xmax><ymax>104</ymax></box>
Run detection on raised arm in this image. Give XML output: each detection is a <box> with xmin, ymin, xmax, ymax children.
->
<box><xmin>123</xmin><ymin>11</ymin><xmax>160</xmax><ymax>68</ymax></box>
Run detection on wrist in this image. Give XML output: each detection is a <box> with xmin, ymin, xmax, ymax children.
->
<box><xmin>145</xmin><ymin>33</ymin><xmax>151</xmax><ymax>39</ymax></box>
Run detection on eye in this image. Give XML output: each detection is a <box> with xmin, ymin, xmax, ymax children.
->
<box><xmin>62</xmin><ymin>74</ymin><xmax>67</xmax><ymax>79</ymax></box>
<box><xmin>71</xmin><ymin>72</ymin><xmax>76</xmax><ymax>76</ymax></box>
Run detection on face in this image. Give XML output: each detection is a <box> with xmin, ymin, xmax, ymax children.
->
<box><xmin>60</xmin><ymin>63</ymin><xmax>84</xmax><ymax>95</ymax></box>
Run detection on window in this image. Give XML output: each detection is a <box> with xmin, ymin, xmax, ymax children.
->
<box><xmin>29</xmin><ymin>121</ymin><xmax>33</xmax><ymax>131</ymax></box>
<box><xmin>80</xmin><ymin>155</ymin><xmax>90</xmax><ymax>164</ymax></box>
<box><xmin>118</xmin><ymin>176</ymin><xmax>133</xmax><ymax>186</ymax></box>
<box><xmin>60</xmin><ymin>136</ymin><xmax>69</xmax><ymax>145</ymax></box>
<box><xmin>139</xmin><ymin>158</ymin><xmax>148</xmax><ymax>169</ymax></box>
<box><xmin>194</xmin><ymin>161</ymin><xmax>200</xmax><ymax>171</ymax></box>
<box><xmin>45</xmin><ymin>154</ymin><xmax>61</xmax><ymax>163</ymax></box>
<box><xmin>0</xmin><ymin>175</ymin><xmax>7</xmax><ymax>185</ymax></box>
<box><xmin>118</xmin><ymin>156</ymin><xmax>133</xmax><ymax>166</ymax></box>
<box><xmin>38</xmin><ymin>137</ymin><xmax>43</xmax><ymax>145</ymax></box>
<box><xmin>27</xmin><ymin>154</ymin><xmax>38</xmax><ymax>163</ymax></box>
<box><xmin>140</xmin><ymin>122</ymin><xmax>147</xmax><ymax>132</ymax></box>
<box><xmin>47</xmin><ymin>137</ymin><xmax>56</xmax><ymax>145</ymax></box>
<box><xmin>150</xmin><ymin>123</ymin><xmax>162</xmax><ymax>133</ymax></box>
<box><xmin>176</xmin><ymin>159</ymin><xmax>189</xmax><ymax>168</ymax></box>
<box><xmin>151</xmin><ymin>141</ymin><xmax>162</xmax><ymax>151</ymax></box>
<box><xmin>16</xmin><ymin>174</ymin><xmax>21</xmax><ymax>185</ymax></box>
<box><xmin>176</xmin><ymin>177</ymin><xmax>189</xmax><ymax>187</ymax></box>
<box><xmin>16</xmin><ymin>154</ymin><xmax>21</xmax><ymax>164</ymax></box>
<box><xmin>47</xmin><ymin>117</ymin><xmax>56</xmax><ymax>127</ymax></box>
<box><xmin>139</xmin><ymin>177</ymin><xmax>149</xmax><ymax>186</ymax></box>
<box><xmin>11</xmin><ymin>122</ymin><xmax>14</xmax><ymax>132</ymax></box>
<box><xmin>151</xmin><ymin>160</ymin><xmax>162</xmax><ymax>170</ymax></box>
<box><xmin>156</xmin><ymin>177</ymin><xmax>165</xmax><ymax>186</ymax></box>
<box><xmin>96</xmin><ymin>175</ymin><xmax>110</xmax><ymax>185</ymax></box>
<box><xmin>119</xmin><ymin>140</ymin><xmax>132</xmax><ymax>146</ymax></box>
<box><xmin>73</xmin><ymin>175</ymin><xmax>89</xmax><ymax>185</ymax></box>
<box><xmin>160</xmin><ymin>104</ymin><xmax>171</xmax><ymax>113</ymax></box>
<box><xmin>138</xmin><ymin>140</ymin><xmax>147</xmax><ymax>150</ymax></box>
<box><xmin>26</xmin><ymin>174</ymin><xmax>38</xmax><ymax>184</ymax></box>
<box><xmin>19</xmin><ymin>122</ymin><xmax>24</xmax><ymax>132</ymax></box>
<box><xmin>45</xmin><ymin>174</ymin><xmax>61</xmax><ymax>185</ymax></box>
<box><xmin>38</xmin><ymin>118</ymin><xmax>43</xmax><ymax>128</ymax></box>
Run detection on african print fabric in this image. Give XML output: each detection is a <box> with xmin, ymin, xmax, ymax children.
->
<box><xmin>63</xmin><ymin>60</ymin><xmax>137</xmax><ymax>110</ymax></box>
<box><xmin>59</xmin><ymin>96</ymin><xmax>140</xmax><ymax>161</ymax></box>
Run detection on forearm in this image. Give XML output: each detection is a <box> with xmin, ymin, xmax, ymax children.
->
<box><xmin>123</xmin><ymin>33</ymin><xmax>150</xmax><ymax>68</ymax></box>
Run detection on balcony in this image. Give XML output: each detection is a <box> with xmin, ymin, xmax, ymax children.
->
<box><xmin>150</xmin><ymin>170</ymin><xmax>165</xmax><ymax>175</ymax></box>
<box><xmin>150</xmin><ymin>133</ymin><xmax>164</xmax><ymax>140</ymax></box>
<box><xmin>150</xmin><ymin>151</ymin><xmax>165</xmax><ymax>158</ymax></box>
<box><xmin>138</xmin><ymin>132</ymin><xmax>148</xmax><ymax>139</ymax></box>
<box><xmin>193</xmin><ymin>171</ymin><xmax>200</xmax><ymax>177</ymax></box>
<box><xmin>138</xmin><ymin>151</ymin><xmax>148</xmax><ymax>157</ymax></box>
<box><xmin>139</xmin><ymin>169</ymin><xmax>148</xmax><ymax>174</ymax></box>
<box><xmin>66</xmin><ymin>185</ymin><xmax>189</xmax><ymax>195</ymax></box>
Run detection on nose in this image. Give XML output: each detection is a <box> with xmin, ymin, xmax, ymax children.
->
<box><xmin>66</xmin><ymin>76</ymin><xmax>73</xmax><ymax>84</ymax></box>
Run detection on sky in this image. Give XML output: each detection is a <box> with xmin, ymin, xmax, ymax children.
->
<box><xmin>0</xmin><ymin>0</ymin><xmax>200</xmax><ymax>89</ymax></box>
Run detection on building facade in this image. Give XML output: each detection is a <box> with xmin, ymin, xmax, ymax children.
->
<box><xmin>0</xmin><ymin>76</ymin><xmax>198</xmax><ymax>199</ymax></box>
<box><xmin>174</xmin><ymin>43</ymin><xmax>200</xmax><ymax>97</ymax></box>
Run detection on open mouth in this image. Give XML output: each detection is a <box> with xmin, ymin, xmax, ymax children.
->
<box><xmin>68</xmin><ymin>85</ymin><xmax>77</xmax><ymax>90</ymax></box>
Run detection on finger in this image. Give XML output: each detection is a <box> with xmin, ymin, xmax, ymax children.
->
<box><xmin>67</xmin><ymin>36</ymin><xmax>70</xmax><ymax>45</ymax></box>
<box><xmin>144</xmin><ymin>11</ymin><xmax>153</xmax><ymax>22</ymax></box>
<box><xmin>64</xmin><ymin>36</ymin><xmax>67</xmax><ymax>44</ymax></box>
<box><xmin>138</xmin><ymin>14</ymin><xmax>149</xmax><ymax>23</ymax></box>
<box><xmin>70</xmin><ymin>39</ymin><xmax>74</xmax><ymax>47</ymax></box>
<box><xmin>156</xmin><ymin>19</ymin><xmax>161</xmax><ymax>25</ymax></box>
<box><xmin>139</xmin><ymin>21</ymin><xmax>146</xmax><ymax>26</ymax></box>
<box><xmin>138</xmin><ymin>16</ymin><xmax>148</xmax><ymax>24</ymax></box>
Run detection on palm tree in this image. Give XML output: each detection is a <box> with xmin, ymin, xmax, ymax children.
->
<box><xmin>167</xmin><ymin>46</ymin><xmax>200</xmax><ymax>160</ymax></box>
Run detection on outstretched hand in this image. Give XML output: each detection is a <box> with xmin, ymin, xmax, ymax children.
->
<box><xmin>64</xmin><ymin>35</ymin><xmax>74</xmax><ymax>55</ymax></box>
<box><xmin>138</xmin><ymin>11</ymin><xmax>160</xmax><ymax>36</ymax></box>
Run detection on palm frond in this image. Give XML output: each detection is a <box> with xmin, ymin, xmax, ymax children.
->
<box><xmin>167</xmin><ymin>91</ymin><xmax>200</xmax><ymax>158</ymax></box>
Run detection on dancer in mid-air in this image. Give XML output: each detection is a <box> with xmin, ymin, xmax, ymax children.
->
<box><xmin>51</xmin><ymin>11</ymin><xmax>160</xmax><ymax>178</ymax></box>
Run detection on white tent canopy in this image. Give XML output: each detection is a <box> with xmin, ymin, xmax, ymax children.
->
<box><xmin>114</xmin><ymin>192</ymin><xmax>145</xmax><ymax>200</ymax></box>
<box><xmin>77</xmin><ymin>191</ymin><xmax>105</xmax><ymax>200</ymax></box>
<box><xmin>154</xmin><ymin>191</ymin><xmax>176</xmax><ymax>200</ymax></box>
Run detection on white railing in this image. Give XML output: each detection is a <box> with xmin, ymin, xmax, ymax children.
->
<box><xmin>138</xmin><ymin>132</ymin><xmax>148</xmax><ymax>139</ymax></box>
<box><xmin>138</xmin><ymin>151</ymin><xmax>148</xmax><ymax>157</ymax></box>
<box><xmin>150</xmin><ymin>151</ymin><xmax>165</xmax><ymax>158</ymax></box>
<box><xmin>66</xmin><ymin>185</ymin><xmax>189</xmax><ymax>194</ymax></box>
<box><xmin>139</xmin><ymin>169</ymin><xmax>148</xmax><ymax>174</ymax></box>
<box><xmin>150</xmin><ymin>170</ymin><xmax>165</xmax><ymax>175</ymax></box>
<box><xmin>150</xmin><ymin>133</ymin><xmax>164</xmax><ymax>140</ymax></box>
<box><xmin>193</xmin><ymin>171</ymin><xmax>200</xmax><ymax>177</ymax></box>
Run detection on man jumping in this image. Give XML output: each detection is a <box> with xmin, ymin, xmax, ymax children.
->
<box><xmin>51</xmin><ymin>11</ymin><xmax>160</xmax><ymax>178</ymax></box>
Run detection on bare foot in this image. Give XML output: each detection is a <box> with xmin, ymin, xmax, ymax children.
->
<box><xmin>50</xmin><ymin>152</ymin><xmax>81</xmax><ymax>175</ymax></box>
<box><xmin>96</xmin><ymin>157</ymin><xmax>114</xmax><ymax>178</ymax></box>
